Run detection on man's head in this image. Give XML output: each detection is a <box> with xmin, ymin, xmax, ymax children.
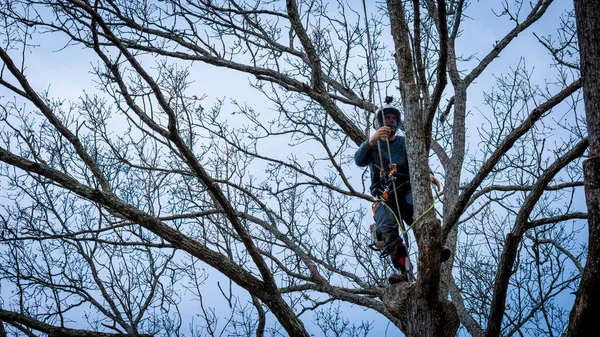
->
<box><xmin>383</xmin><ymin>111</ymin><xmax>398</xmax><ymax>128</ymax></box>
<box><xmin>375</xmin><ymin>106</ymin><xmax>401</xmax><ymax>133</ymax></box>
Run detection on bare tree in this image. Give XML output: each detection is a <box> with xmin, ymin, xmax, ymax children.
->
<box><xmin>0</xmin><ymin>1</ymin><xmax>590</xmax><ymax>336</ymax></box>
<box><xmin>567</xmin><ymin>0</ymin><xmax>600</xmax><ymax>336</ymax></box>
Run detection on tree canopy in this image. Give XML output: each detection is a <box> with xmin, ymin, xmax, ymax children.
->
<box><xmin>0</xmin><ymin>1</ymin><xmax>591</xmax><ymax>336</ymax></box>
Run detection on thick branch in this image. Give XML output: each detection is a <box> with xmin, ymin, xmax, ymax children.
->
<box><xmin>0</xmin><ymin>146</ymin><xmax>311</xmax><ymax>336</ymax></box>
<box><xmin>0</xmin><ymin>309</ymin><xmax>151</xmax><ymax>337</ymax></box>
<box><xmin>448</xmin><ymin>278</ymin><xmax>484</xmax><ymax>337</ymax></box>
<box><xmin>464</xmin><ymin>0</ymin><xmax>553</xmax><ymax>86</ymax></box>
<box><xmin>285</xmin><ymin>0</ymin><xmax>366</xmax><ymax>146</ymax></box>
<box><xmin>442</xmin><ymin>0</ymin><xmax>551</xmax><ymax>122</ymax></box>
<box><xmin>468</xmin><ymin>182</ymin><xmax>584</xmax><ymax>208</ymax></box>
<box><xmin>485</xmin><ymin>138</ymin><xmax>589</xmax><ymax>337</ymax></box>
<box><xmin>425</xmin><ymin>0</ymin><xmax>448</xmax><ymax>134</ymax></box>
<box><xmin>568</xmin><ymin>1</ymin><xmax>600</xmax><ymax>334</ymax></box>
<box><xmin>527</xmin><ymin>212</ymin><xmax>587</xmax><ymax>229</ymax></box>
<box><xmin>83</xmin><ymin>2</ymin><xmax>281</xmax><ymax>296</ymax></box>
<box><xmin>444</xmin><ymin>79</ymin><xmax>582</xmax><ymax>240</ymax></box>
<box><xmin>0</xmin><ymin>47</ymin><xmax>112</xmax><ymax>192</ymax></box>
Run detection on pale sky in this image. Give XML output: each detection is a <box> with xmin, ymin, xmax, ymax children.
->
<box><xmin>0</xmin><ymin>1</ymin><xmax>585</xmax><ymax>336</ymax></box>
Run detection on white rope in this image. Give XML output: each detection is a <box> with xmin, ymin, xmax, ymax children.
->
<box><xmin>361</xmin><ymin>0</ymin><xmax>415</xmax><ymax>281</ymax></box>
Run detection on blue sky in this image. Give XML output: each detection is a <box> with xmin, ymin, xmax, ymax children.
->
<box><xmin>0</xmin><ymin>0</ymin><xmax>586</xmax><ymax>336</ymax></box>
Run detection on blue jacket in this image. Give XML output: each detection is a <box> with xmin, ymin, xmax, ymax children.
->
<box><xmin>354</xmin><ymin>136</ymin><xmax>411</xmax><ymax>196</ymax></box>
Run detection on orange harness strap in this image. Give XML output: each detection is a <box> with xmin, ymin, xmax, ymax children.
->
<box><xmin>372</xmin><ymin>200</ymin><xmax>379</xmax><ymax>215</ymax></box>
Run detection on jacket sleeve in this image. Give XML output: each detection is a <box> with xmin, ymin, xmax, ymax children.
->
<box><xmin>354</xmin><ymin>140</ymin><xmax>374</xmax><ymax>167</ymax></box>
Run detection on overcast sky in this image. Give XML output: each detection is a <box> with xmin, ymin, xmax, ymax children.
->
<box><xmin>0</xmin><ymin>1</ymin><xmax>585</xmax><ymax>336</ymax></box>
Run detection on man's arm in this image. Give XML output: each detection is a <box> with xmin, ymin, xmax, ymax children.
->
<box><xmin>355</xmin><ymin>127</ymin><xmax>393</xmax><ymax>167</ymax></box>
<box><xmin>354</xmin><ymin>140</ymin><xmax>374</xmax><ymax>167</ymax></box>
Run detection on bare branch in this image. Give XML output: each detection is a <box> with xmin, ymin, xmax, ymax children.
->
<box><xmin>485</xmin><ymin>137</ymin><xmax>588</xmax><ymax>337</ymax></box>
<box><xmin>444</xmin><ymin>78</ymin><xmax>582</xmax><ymax>240</ymax></box>
<box><xmin>0</xmin><ymin>309</ymin><xmax>152</xmax><ymax>337</ymax></box>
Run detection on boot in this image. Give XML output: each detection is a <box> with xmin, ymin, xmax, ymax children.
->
<box><xmin>388</xmin><ymin>272</ymin><xmax>408</xmax><ymax>284</ymax></box>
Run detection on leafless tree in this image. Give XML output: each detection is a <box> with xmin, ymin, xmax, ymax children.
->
<box><xmin>567</xmin><ymin>0</ymin><xmax>600</xmax><ymax>336</ymax></box>
<box><xmin>0</xmin><ymin>1</ymin><xmax>590</xmax><ymax>336</ymax></box>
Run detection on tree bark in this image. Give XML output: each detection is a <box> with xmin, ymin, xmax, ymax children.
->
<box><xmin>0</xmin><ymin>309</ymin><xmax>152</xmax><ymax>337</ymax></box>
<box><xmin>384</xmin><ymin>1</ymin><xmax>459</xmax><ymax>336</ymax></box>
<box><xmin>382</xmin><ymin>283</ymin><xmax>459</xmax><ymax>337</ymax></box>
<box><xmin>567</xmin><ymin>1</ymin><xmax>600</xmax><ymax>336</ymax></box>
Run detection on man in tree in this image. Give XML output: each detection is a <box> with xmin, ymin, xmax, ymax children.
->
<box><xmin>355</xmin><ymin>103</ymin><xmax>449</xmax><ymax>283</ymax></box>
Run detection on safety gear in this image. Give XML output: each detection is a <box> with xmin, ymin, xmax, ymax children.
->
<box><xmin>374</xmin><ymin>106</ymin><xmax>401</xmax><ymax>130</ymax></box>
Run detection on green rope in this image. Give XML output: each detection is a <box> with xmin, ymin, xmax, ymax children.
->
<box><xmin>381</xmin><ymin>191</ymin><xmax>439</xmax><ymax>235</ymax></box>
<box><xmin>410</xmin><ymin>196</ymin><xmax>438</xmax><ymax>230</ymax></box>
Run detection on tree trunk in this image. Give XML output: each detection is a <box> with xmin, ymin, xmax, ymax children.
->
<box><xmin>567</xmin><ymin>1</ymin><xmax>600</xmax><ymax>336</ymax></box>
<box><xmin>382</xmin><ymin>277</ymin><xmax>459</xmax><ymax>337</ymax></box>
<box><xmin>383</xmin><ymin>1</ymin><xmax>460</xmax><ymax>335</ymax></box>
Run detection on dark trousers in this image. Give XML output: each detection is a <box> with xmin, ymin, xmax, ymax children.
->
<box><xmin>373</xmin><ymin>190</ymin><xmax>414</xmax><ymax>254</ymax></box>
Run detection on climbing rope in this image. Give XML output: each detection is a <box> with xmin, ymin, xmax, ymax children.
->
<box><xmin>362</xmin><ymin>0</ymin><xmax>417</xmax><ymax>281</ymax></box>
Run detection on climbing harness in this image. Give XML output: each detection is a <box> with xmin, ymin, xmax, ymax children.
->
<box><xmin>367</xmin><ymin>99</ymin><xmax>419</xmax><ymax>282</ymax></box>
